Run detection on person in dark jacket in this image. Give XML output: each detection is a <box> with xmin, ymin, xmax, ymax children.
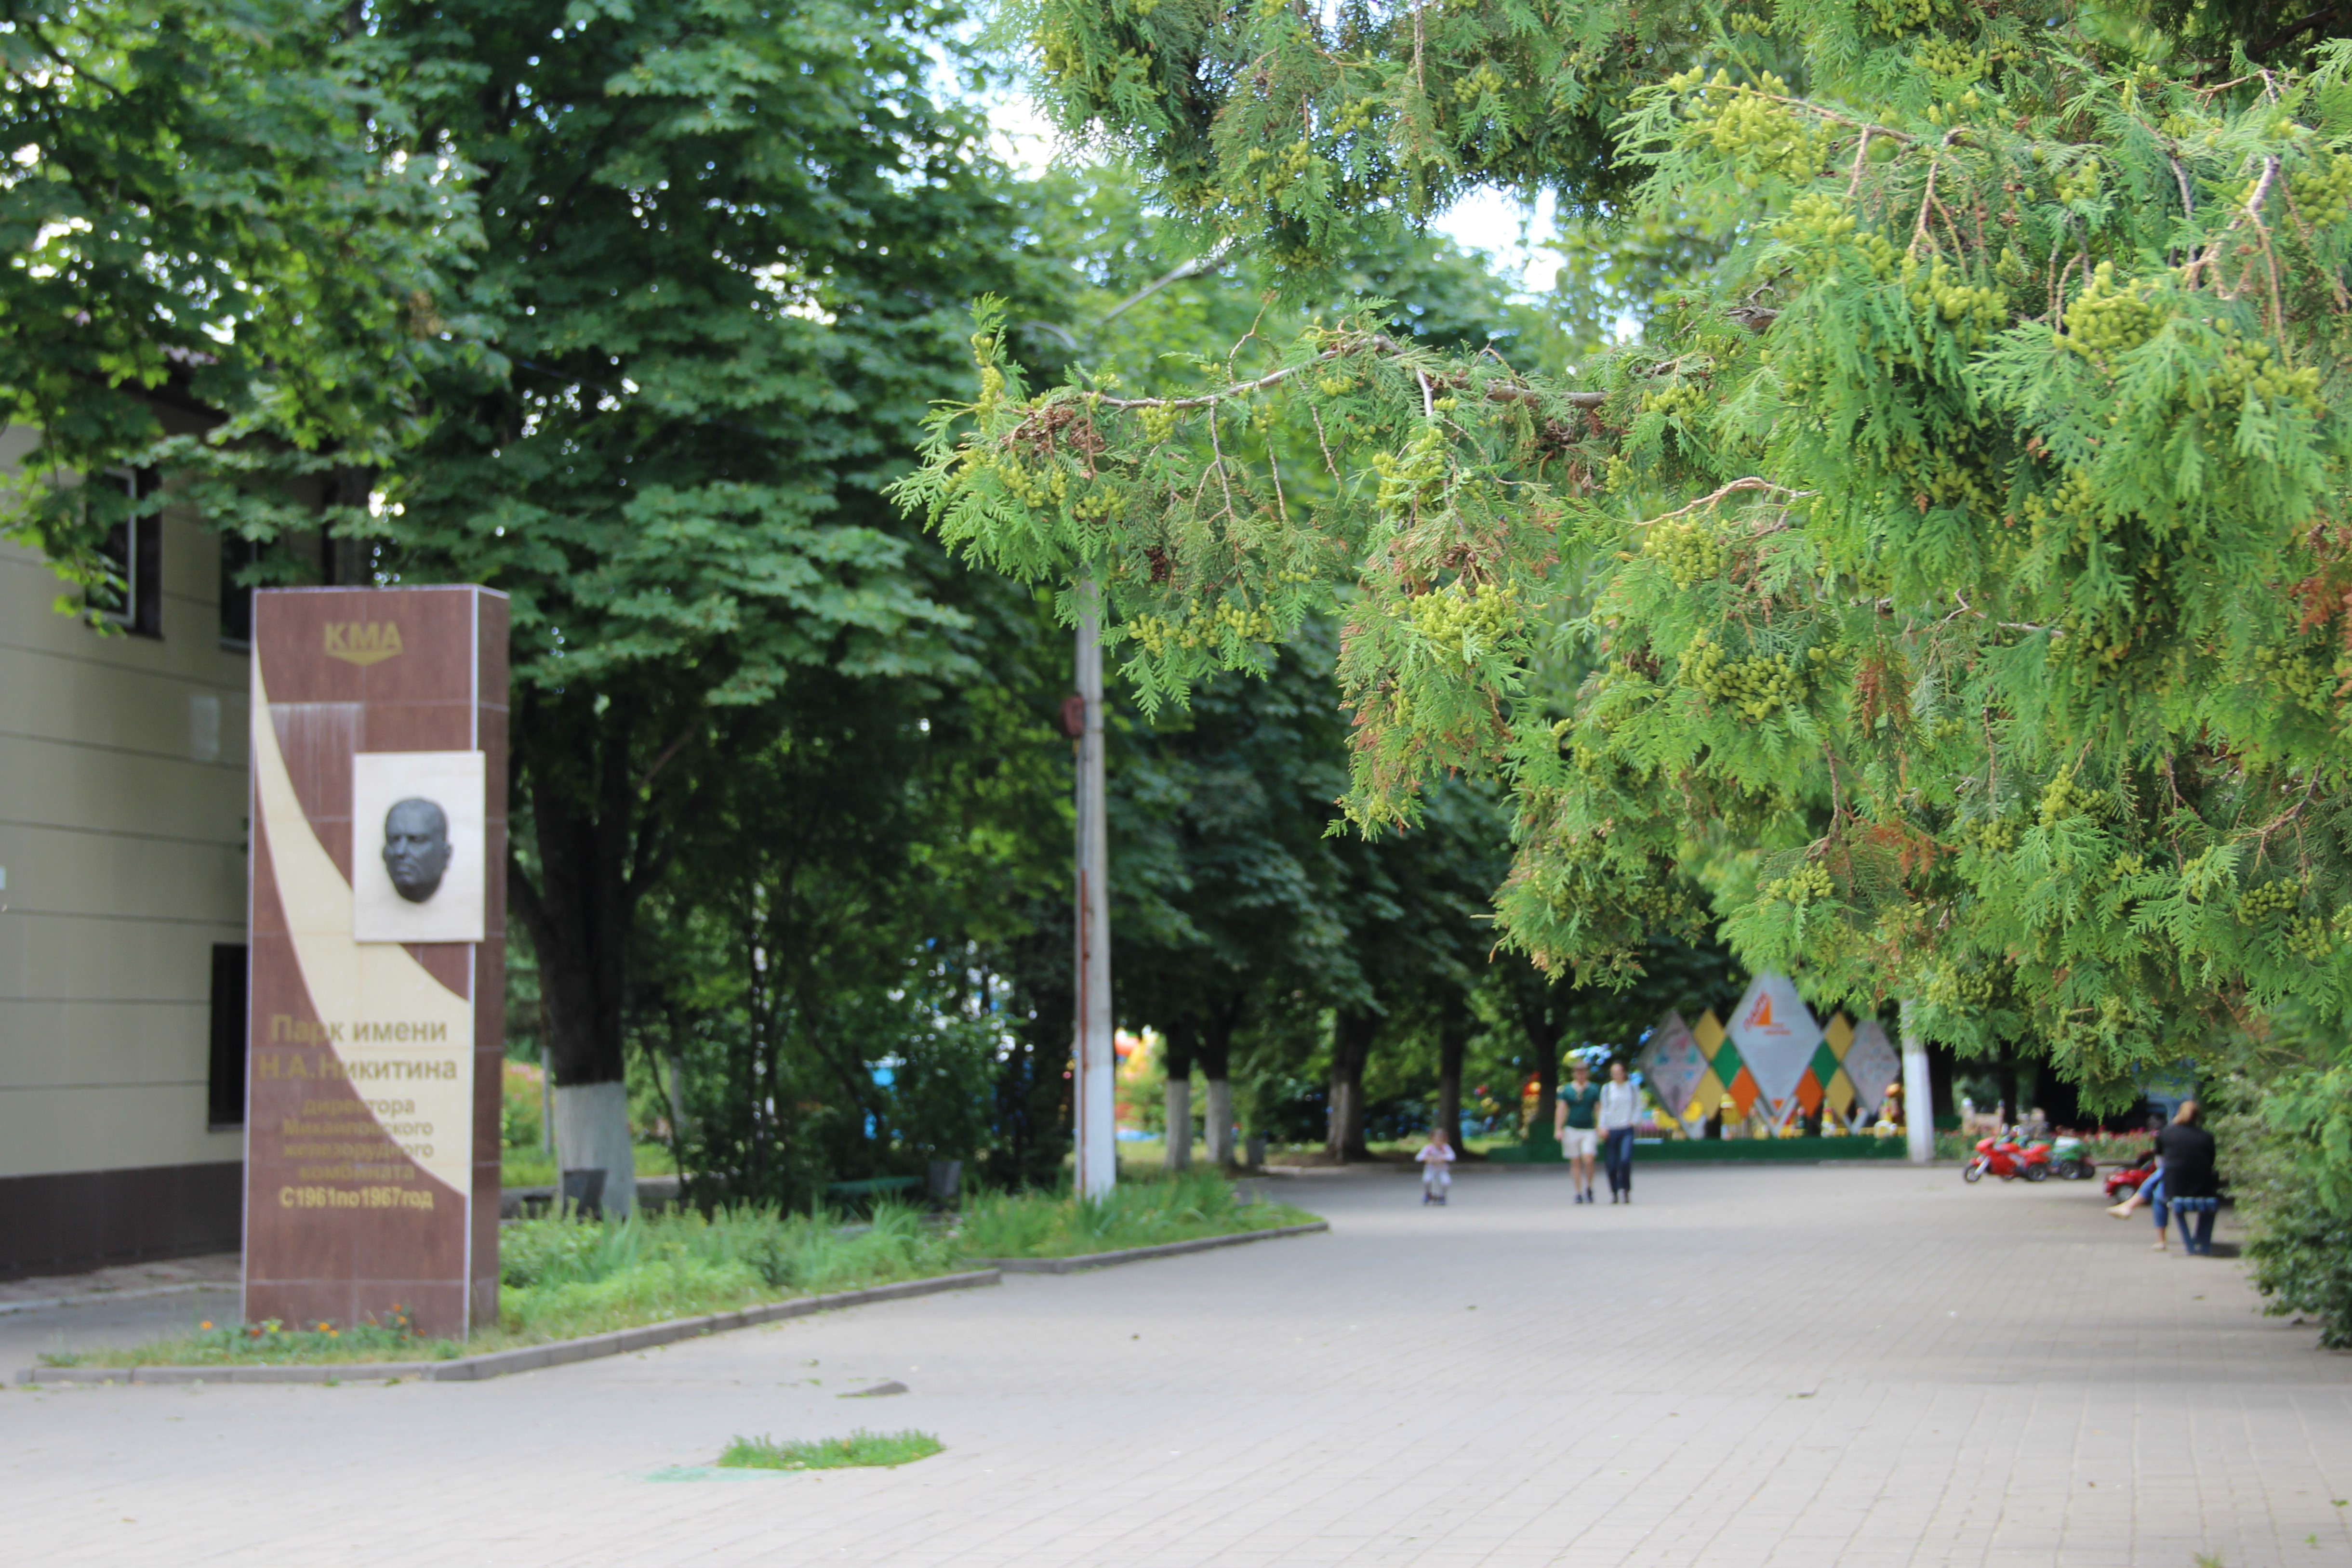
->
<box><xmin>2157</xmin><ymin>1101</ymin><xmax>2220</xmax><ymax>1255</ymax></box>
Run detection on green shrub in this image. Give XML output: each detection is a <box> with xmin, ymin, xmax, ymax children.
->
<box><xmin>2223</xmin><ymin>1036</ymin><xmax>2352</xmax><ymax>1349</ymax></box>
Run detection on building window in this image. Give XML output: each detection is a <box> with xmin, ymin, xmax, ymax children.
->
<box><xmin>208</xmin><ymin>944</ymin><xmax>249</xmax><ymax>1129</ymax></box>
<box><xmin>87</xmin><ymin>468</ymin><xmax>161</xmax><ymax>637</ymax></box>
<box><xmin>219</xmin><ymin>531</ymin><xmax>259</xmax><ymax>649</ymax></box>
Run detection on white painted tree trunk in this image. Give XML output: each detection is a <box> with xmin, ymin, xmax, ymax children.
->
<box><xmin>663</xmin><ymin>1050</ymin><xmax>689</xmax><ymax>1144</ymax></box>
<box><xmin>1073</xmin><ymin>587</ymin><xmax>1116</xmax><ymax>1197</ymax></box>
<box><xmin>1163</xmin><ymin>1078</ymin><xmax>1191</xmax><ymax>1172</ymax></box>
<box><xmin>553</xmin><ymin>1080</ymin><xmax>637</xmax><ymax>1215</ymax></box>
<box><xmin>1900</xmin><ymin>1000</ymin><xmax>1933</xmax><ymax>1166</ymax></box>
<box><xmin>1203</xmin><ymin>1079</ymin><xmax>1234</xmax><ymax>1166</ymax></box>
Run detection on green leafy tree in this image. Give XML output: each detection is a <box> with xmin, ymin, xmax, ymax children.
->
<box><xmin>344</xmin><ymin>0</ymin><xmax>1075</xmax><ymax>1198</ymax></box>
<box><xmin>0</xmin><ymin>0</ymin><xmax>475</xmax><ymax>597</ymax></box>
<box><xmin>903</xmin><ymin>0</ymin><xmax>2352</xmax><ymax>1117</ymax></box>
<box><xmin>636</xmin><ymin>583</ymin><xmax>1073</xmax><ymax>1208</ymax></box>
<box><xmin>997</xmin><ymin>168</ymin><xmax>1539</xmax><ymax>1163</ymax></box>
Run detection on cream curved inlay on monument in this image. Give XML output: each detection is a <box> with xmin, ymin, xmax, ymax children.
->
<box><xmin>252</xmin><ymin>665</ymin><xmax>474</xmax><ymax>1196</ymax></box>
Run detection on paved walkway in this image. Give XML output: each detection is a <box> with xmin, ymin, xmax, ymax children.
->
<box><xmin>6</xmin><ymin>1162</ymin><xmax>2347</xmax><ymax>1567</ymax></box>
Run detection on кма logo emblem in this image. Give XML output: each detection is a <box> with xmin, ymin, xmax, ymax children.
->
<box><xmin>324</xmin><ymin>622</ymin><xmax>404</xmax><ymax>667</ymax></box>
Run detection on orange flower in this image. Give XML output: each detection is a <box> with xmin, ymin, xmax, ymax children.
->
<box><xmin>199</xmin><ymin>1321</ymin><xmax>213</xmax><ymax>1330</ymax></box>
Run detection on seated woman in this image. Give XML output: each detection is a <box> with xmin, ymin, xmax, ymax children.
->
<box><xmin>2158</xmin><ymin>1101</ymin><xmax>2220</xmax><ymax>1256</ymax></box>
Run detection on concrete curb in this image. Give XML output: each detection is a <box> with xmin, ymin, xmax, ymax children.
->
<box><xmin>978</xmin><ymin>1220</ymin><xmax>1329</xmax><ymax>1274</ymax></box>
<box><xmin>0</xmin><ymin>1280</ymin><xmax>236</xmax><ymax>1318</ymax></box>
<box><xmin>16</xmin><ymin>1269</ymin><xmax>1002</xmax><ymax>1387</ymax></box>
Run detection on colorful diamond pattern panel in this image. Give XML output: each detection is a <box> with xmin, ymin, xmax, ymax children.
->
<box><xmin>1824</xmin><ymin>1069</ymin><xmax>1857</xmax><ymax>1115</ymax></box>
<box><xmin>1795</xmin><ymin>1071</ymin><xmax>1825</xmax><ymax>1113</ymax></box>
<box><xmin>1686</xmin><ymin>1067</ymin><xmax>1726</xmax><ymax>1122</ymax></box>
<box><xmin>1843</xmin><ymin>1021</ymin><xmax>1902</xmax><ymax>1116</ymax></box>
<box><xmin>1824</xmin><ymin>1013</ymin><xmax>1854</xmax><ymax>1057</ymax></box>
<box><xmin>1725</xmin><ymin>1066</ymin><xmax>1760</xmax><ymax>1120</ymax></box>
<box><xmin>1638</xmin><ymin>1012</ymin><xmax>1711</xmax><ymax>1133</ymax></box>
<box><xmin>1726</xmin><ymin>973</ymin><xmax>1823</xmax><ymax>1125</ymax></box>
<box><xmin>1644</xmin><ymin>1000</ymin><xmax>1893</xmax><ymax>1133</ymax></box>
<box><xmin>1711</xmin><ymin>1041</ymin><xmax>1743</xmax><ymax>1087</ymax></box>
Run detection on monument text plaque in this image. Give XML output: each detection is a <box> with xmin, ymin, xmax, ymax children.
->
<box><xmin>242</xmin><ymin>586</ymin><xmax>507</xmax><ymax>1337</ymax></box>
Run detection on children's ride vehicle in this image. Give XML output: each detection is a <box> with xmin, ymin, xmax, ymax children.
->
<box><xmin>2046</xmin><ymin>1134</ymin><xmax>2099</xmax><ymax>1181</ymax></box>
<box><xmin>1963</xmin><ymin>1129</ymin><xmax>2052</xmax><ymax>1183</ymax></box>
<box><xmin>2105</xmin><ymin>1156</ymin><xmax>2156</xmax><ymax>1200</ymax></box>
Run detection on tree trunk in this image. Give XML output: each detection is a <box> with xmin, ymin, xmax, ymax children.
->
<box><xmin>508</xmin><ymin>687</ymin><xmax>639</xmax><ymax>1214</ymax></box>
<box><xmin>1436</xmin><ymin>1003</ymin><xmax>1466</xmax><ymax>1153</ymax></box>
<box><xmin>1162</xmin><ymin>1015</ymin><xmax>1197</xmax><ymax>1173</ymax></box>
<box><xmin>1928</xmin><ymin>1037</ymin><xmax>1957</xmax><ymax>1123</ymax></box>
<box><xmin>1525</xmin><ymin>1003</ymin><xmax>1560</xmax><ymax>1143</ymax></box>
<box><xmin>1326</xmin><ymin>1009</ymin><xmax>1376</xmax><ymax>1160</ymax></box>
<box><xmin>553</xmin><ymin>1081</ymin><xmax>636</xmax><ymax>1215</ymax></box>
<box><xmin>1199</xmin><ymin>1010</ymin><xmax>1236</xmax><ymax>1166</ymax></box>
<box><xmin>663</xmin><ymin>1005</ymin><xmax>691</xmax><ymax>1149</ymax></box>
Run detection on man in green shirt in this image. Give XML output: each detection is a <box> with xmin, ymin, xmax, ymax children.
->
<box><xmin>1554</xmin><ymin>1058</ymin><xmax>1602</xmax><ymax>1205</ymax></box>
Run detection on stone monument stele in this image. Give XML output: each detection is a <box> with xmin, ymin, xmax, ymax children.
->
<box><xmin>242</xmin><ymin>586</ymin><xmax>508</xmax><ymax>1339</ymax></box>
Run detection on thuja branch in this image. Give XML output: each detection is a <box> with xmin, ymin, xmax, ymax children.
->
<box><xmin>1637</xmin><ymin>477</ymin><xmax>1817</xmax><ymax>526</ymax></box>
<box><xmin>1035</xmin><ymin>332</ymin><xmax>1606</xmax><ymax>419</ymax></box>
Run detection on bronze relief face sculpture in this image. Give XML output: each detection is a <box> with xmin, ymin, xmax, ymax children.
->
<box><xmin>382</xmin><ymin>798</ymin><xmax>452</xmax><ymax>903</ymax></box>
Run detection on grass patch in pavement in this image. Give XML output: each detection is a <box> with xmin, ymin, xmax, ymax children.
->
<box><xmin>717</xmin><ymin>1429</ymin><xmax>943</xmax><ymax>1472</ymax></box>
<box><xmin>954</xmin><ymin>1167</ymin><xmax>1316</xmax><ymax>1259</ymax></box>
<box><xmin>47</xmin><ymin>1177</ymin><xmax>1320</xmax><ymax>1368</ymax></box>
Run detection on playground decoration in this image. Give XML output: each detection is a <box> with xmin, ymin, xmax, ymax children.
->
<box><xmin>1641</xmin><ymin>1015</ymin><xmax>1711</xmax><ymax>1140</ymax></box>
<box><xmin>1635</xmin><ymin>974</ymin><xmax>1893</xmax><ymax>1136</ymax></box>
<box><xmin>1727</xmin><ymin>974</ymin><xmax>1821</xmax><ymax>1128</ymax></box>
<box><xmin>1838</xmin><ymin>1021</ymin><xmax>1902</xmax><ymax>1125</ymax></box>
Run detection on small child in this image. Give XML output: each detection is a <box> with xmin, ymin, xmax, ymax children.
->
<box><xmin>1416</xmin><ymin>1126</ymin><xmax>1456</xmax><ymax>1206</ymax></box>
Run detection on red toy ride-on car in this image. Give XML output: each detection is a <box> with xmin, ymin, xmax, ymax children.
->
<box><xmin>2105</xmin><ymin>1156</ymin><xmax>2156</xmax><ymax>1201</ymax></box>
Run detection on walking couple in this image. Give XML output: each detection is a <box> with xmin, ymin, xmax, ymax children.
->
<box><xmin>1555</xmin><ymin>1058</ymin><xmax>1641</xmax><ymax>1204</ymax></box>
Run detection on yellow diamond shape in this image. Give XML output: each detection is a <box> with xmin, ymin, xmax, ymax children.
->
<box><xmin>1825</xmin><ymin>1013</ymin><xmax>1854</xmax><ymax>1056</ymax></box>
<box><xmin>1683</xmin><ymin>1067</ymin><xmax>1725</xmax><ymax>1122</ymax></box>
<box><xmin>1693</xmin><ymin>1008</ymin><xmax>1726</xmax><ymax>1052</ymax></box>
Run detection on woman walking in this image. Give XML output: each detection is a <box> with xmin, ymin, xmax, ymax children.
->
<box><xmin>1555</xmin><ymin>1059</ymin><xmax>1601</xmax><ymax>1204</ymax></box>
<box><xmin>1600</xmin><ymin>1060</ymin><xmax>1641</xmax><ymax>1204</ymax></box>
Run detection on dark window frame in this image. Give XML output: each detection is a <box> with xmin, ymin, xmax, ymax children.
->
<box><xmin>207</xmin><ymin>943</ymin><xmax>249</xmax><ymax>1129</ymax></box>
<box><xmin>218</xmin><ymin>530</ymin><xmax>259</xmax><ymax>649</ymax></box>
<box><xmin>88</xmin><ymin>467</ymin><xmax>162</xmax><ymax>638</ymax></box>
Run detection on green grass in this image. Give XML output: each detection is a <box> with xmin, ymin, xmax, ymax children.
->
<box><xmin>55</xmin><ymin>1203</ymin><xmax>958</xmax><ymax>1368</ymax></box>
<box><xmin>954</xmin><ymin>1167</ymin><xmax>1316</xmax><ymax>1259</ymax></box>
<box><xmin>716</xmin><ymin>1429</ymin><xmax>942</xmax><ymax>1472</ymax></box>
<box><xmin>38</xmin><ymin>1306</ymin><xmax>462</xmax><ymax>1368</ymax></box>
<box><xmin>499</xmin><ymin>1141</ymin><xmax>678</xmax><ymax>1190</ymax></box>
<box><xmin>54</xmin><ymin>1177</ymin><xmax>1321</xmax><ymax>1368</ymax></box>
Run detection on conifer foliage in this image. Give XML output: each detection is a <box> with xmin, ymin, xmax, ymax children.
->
<box><xmin>900</xmin><ymin>1</ymin><xmax>2352</xmax><ymax>1100</ymax></box>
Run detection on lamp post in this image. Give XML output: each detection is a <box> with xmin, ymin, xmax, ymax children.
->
<box><xmin>1071</xmin><ymin>584</ymin><xmax>1115</xmax><ymax>1197</ymax></box>
<box><xmin>1051</xmin><ymin>255</ymin><xmax>1230</xmax><ymax>1200</ymax></box>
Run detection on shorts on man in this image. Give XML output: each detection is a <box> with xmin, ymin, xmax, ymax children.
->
<box><xmin>1562</xmin><ymin>1127</ymin><xmax>1598</xmax><ymax>1160</ymax></box>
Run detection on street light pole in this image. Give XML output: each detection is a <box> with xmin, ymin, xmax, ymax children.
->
<box><xmin>1072</xmin><ymin>583</ymin><xmax>1115</xmax><ymax>1197</ymax></box>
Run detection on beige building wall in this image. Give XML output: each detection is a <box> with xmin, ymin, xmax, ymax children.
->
<box><xmin>0</xmin><ymin>422</ymin><xmax>251</xmax><ymax>1274</ymax></box>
